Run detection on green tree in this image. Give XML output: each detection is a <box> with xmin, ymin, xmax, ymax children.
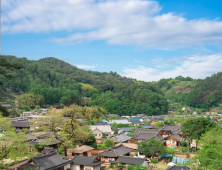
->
<box><xmin>0</xmin><ymin>57</ymin><xmax>22</xmax><ymax>116</ymax></box>
<box><xmin>130</xmin><ymin>125</ymin><xmax>144</xmax><ymax>132</ymax></box>
<box><xmin>181</xmin><ymin>117</ymin><xmax>216</xmax><ymax>151</ymax></box>
<box><xmin>30</xmin><ymin>108</ymin><xmax>92</xmax><ymax>156</ymax></box>
<box><xmin>104</xmin><ymin>139</ymin><xmax>115</xmax><ymax>148</ymax></box>
<box><xmin>138</xmin><ymin>138</ymin><xmax>165</xmax><ymax>157</ymax></box>
<box><xmin>0</xmin><ymin>116</ymin><xmax>32</xmax><ymax>168</ymax></box>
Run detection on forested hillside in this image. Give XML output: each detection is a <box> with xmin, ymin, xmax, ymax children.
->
<box><xmin>156</xmin><ymin>74</ymin><xmax>222</xmax><ymax>109</ymax></box>
<box><xmin>0</xmin><ymin>55</ymin><xmax>168</xmax><ymax>116</ymax></box>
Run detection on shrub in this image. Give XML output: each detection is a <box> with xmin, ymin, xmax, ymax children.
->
<box><xmin>181</xmin><ymin>141</ymin><xmax>188</xmax><ymax>147</ymax></box>
<box><xmin>90</xmin><ymin>143</ymin><xmax>97</xmax><ymax>149</ymax></box>
<box><xmin>114</xmin><ymin>131</ymin><xmax>118</xmax><ymax>134</ymax></box>
<box><xmin>127</xmin><ymin>133</ymin><xmax>134</xmax><ymax>137</ymax></box>
<box><xmin>151</xmin><ymin>158</ymin><xmax>158</xmax><ymax>164</ymax></box>
<box><xmin>109</xmin><ymin>164</ymin><xmax>114</xmax><ymax>169</ymax></box>
<box><xmin>104</xmin><ymin>139</ymin><xmax>115</xmax><ymax>148</ymax></box>
<box><xmin>134</xmin><ymin>152</ymin><xmax>138</xmax><ymax>156</ymax></box>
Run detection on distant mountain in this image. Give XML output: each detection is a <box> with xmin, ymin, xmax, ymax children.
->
<box><xmin>0</xmin><ymin>55</ymin><xmax>168</xmax><ymax>116</ymax></box>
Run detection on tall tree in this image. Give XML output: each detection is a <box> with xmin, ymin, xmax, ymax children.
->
<box><xmin>138</xmin><ymin>138</ymin><xmax>165</xmax><ymax>157</ymax></box>
<box><xmin>30</xmin><ymin>106</ymin><xmax>93</xmax><ymax>156</ymax></box>
<box><xmin>181</xmin><ymin>117</ymin><xmax>216</xmax><ymax>151</ymax></box>
<box><xmin>197</xmin><ymin>127</ymin><xmax>222</xmax><ymax>169</ymax></box>
<box><xmin>0</xmin><ymin>116</ymin><xmax>31</xmax><ymax>169</ymax></box>
<box><xmin>0</xmin><ymin>57</ymin><xmax>22</xmax><ymax>116</ymax></box>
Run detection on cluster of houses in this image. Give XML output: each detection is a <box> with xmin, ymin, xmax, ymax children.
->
<box><xmin>3</xmin><ymin>106</ymin><xmax>222</xmax><ymax>170</ymax></box>
<box><xmin>3</xmin><ymin>114</ymin><xmax>198</xmax><ymax>170</ymax></box>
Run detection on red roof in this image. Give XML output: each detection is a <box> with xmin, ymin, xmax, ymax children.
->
<box><xmin>150</xmin><ymin>122</ymin><xmax>158</xmax><ymax>125</ymax></box>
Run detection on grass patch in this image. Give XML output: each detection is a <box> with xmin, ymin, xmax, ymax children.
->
<box><xmin>79</xmin><ymin>83</ymin><xmax>94</xmax><ymax>91</ymax></box>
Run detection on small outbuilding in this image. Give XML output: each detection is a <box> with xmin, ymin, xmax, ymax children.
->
<box><xmin>70</xmin><ymin>155</ymin><xmax>104</xmax><ymax>170</ymax></box>
<box><xmin>67</xmin><ymin>145</ymin><xmax>94</xmax><ymax>157</ymax></box>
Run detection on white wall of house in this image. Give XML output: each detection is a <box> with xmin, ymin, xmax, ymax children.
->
<box><xmin>70</xmin><ymin>164</ymin><xmax>80</xmax><ymax>170</ymax></box>
<box><xmin>70</xmin><ymin>164</ymin><xmax>101</xmax><ymax>170</ymax></box>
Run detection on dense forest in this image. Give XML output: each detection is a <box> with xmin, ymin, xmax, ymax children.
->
<box><xmin>0</xmin><ymin>55</ymin><xmax>168</xmax><ymax>116</ymax></box>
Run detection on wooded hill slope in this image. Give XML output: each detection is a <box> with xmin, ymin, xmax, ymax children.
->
<box><xmin>155</xmin><ymin>74</ymin><xmax>222</xmax><ymax>109</ymax></box>
<box><xmin>0</xmin><ymin>55</ymin><xmax>168</xmax><ymax>116</ymax></box>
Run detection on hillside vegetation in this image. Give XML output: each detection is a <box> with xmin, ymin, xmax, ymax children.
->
<box><xmin>0</xmin><ymin>55</ymin><xmax>168</xmax><ymax>116</ymax></box>
<box><xmin>156</xmin><ymin>74</ymin><xmax>222</xmax><ymax>110</ymax></box>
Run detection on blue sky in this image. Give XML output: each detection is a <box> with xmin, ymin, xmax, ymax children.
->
<box><xmin>2</xmin><ymin>0</ymin><xmax>222</xmax><ymax>81</ymax></box>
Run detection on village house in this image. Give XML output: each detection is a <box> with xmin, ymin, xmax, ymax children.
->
<box><xmin>129</xmin><ymin>117</ymin><xmax>143</xmax><ymax>122</ymax></box>
<box><xmin>168</xmin><ymin>109</ymin><xmax>176</xmax><ymax>113</ymax></box>
<box><xmin>98</xmin><ymin>144</ymin><xmax>133</xmax><ymax>163</ymax></box>
<box><xmin>118</xmin><ymin>127</ymin><xmax>132</xmax><ymax>134</ymax></box>
<box><xmin>67</xmin><ymin>145</ymin><xmax>94</xmax><ymax>157</ymax></box>
<box><xmin>70</xmin><ymin>155</ymin><xmax>104</xmax><ymax>170</ymax></box>
<box><xmin>163</xmin><ymin>134</ymin><xmax>184</xmax><ymax>147</ymax></box>
<box><xmin>115</xmin><ymin>143</ymin><xmax>138</xmax><ymax>156</ymax></box>
<box><xmin>108</xmin><ymin>133</ymin><xmax>132</xmax><ymax>143</ymax></box>
<box><xmin>121</xmin><ymin>115</ymin><xmax>130</xmax><ymax>119</ymax></box>
<box><xmin>29</xmin><ymin>133</ymin><xmax>61</xmax><ymax>148</ymax></box>
<box><xmin>130</xmin><ymin>120</ymin><xmax>143</xmax><ymax>126</ymax></box>
<box><xmin>22</xmin><ymin>111</ymin><xmax>34</xmax><ymax>117</ymax></box>
<box><xmin>90</xmin><ymin>125</ymin><xmax>112</xmax><ymax>143</ymax></box>
<box><xmin>110</xmin><ymin>119</ymin><xmax>132</xmax><ymax>125</ymax></box>
<box><xmin>1</xmin><ymin>103</ymin><xmax>12</xmax><ymax>109</ymax></box>
<box><xmin>136</xmin><ymin>114</ymin><xmax>147</xmax><ymax>119</ymax></box>
<box><xmin>151</xmin><ymin>115</ymin><xmax>164</xmax><ymax>122</ymax></box>
<box><xmin>11</xmin><ymin>119</ymin><xmax>30</xmax><ymax>132</ymax></box>
<box><xmin>142</xmin><ymin>125</ymin><xmax>155</xmax><ymax>129</ymax></box>
<box><xmin>159</xmin><ymin>124</ymin><xmax>181</xmax><ymax>137</ymax></box>
<box><xmin>132</xmin><ymin>128</ymin><xmax>160</xmax><ymax>136</ymax></box>
<box><xmin>182</xmin><ymin>107</ymin><xmax>191</xmax><ymax>112</ymax></box>
<box><xmin>116</xmin><ymin>156</ymin><xmax>147</xmax><ymax>167</ymax></box>
<box><xmin>133</xmin><ymin>133</ymin><xmax>162</xmax><ymax>143</ymax></box>
<box><xmin>16</xmin><ymin>151</ymin><xmax>72</xmax><ymax>170</ymax></box>
<box><xmin>106</xmin><ymin>114</ymin><xmax>120</xmax><ymax>119</ymax></box>
<box><xmin>211</xmin><ymin>117</ymin><xmax>218</xmax><ymax>123</ymax></box>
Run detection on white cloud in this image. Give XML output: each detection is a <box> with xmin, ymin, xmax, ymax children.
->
<box><xmin>122</xmin><ymin>54</ymin><xmax>222</xmax><ymax>81</ymax></box>
<box><xmin>2</xmin><ymin>0</ymin><xmax>222</xmax><ymax>48</ymax></box>
<box><xmin>134</xmin><ymin>60</ymin><xmax>145</xmax><ymax>63</ymax></box>
<box><xmin>76</xmin><ymin>64</ymin><xmax>97</xmax><ymax>69</ymax></box>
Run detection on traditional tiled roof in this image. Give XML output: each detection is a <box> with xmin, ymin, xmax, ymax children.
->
<box><xmin>142</xmin><ymin>125</ymin><xmax>155</xmax><ymax>129</ymax></box>
<box><xmin>151</xmin><ymin>115</ymin><xmax>164</xmax><ymax>119</ymax></box>
<box><xmin>111</xmin><ymin>119</ymin><xmax>132</xmax><ymax>124</ymax></box>
<box><xmin>91</xmin><ymin>125</ymin><xmax>112</xmax><ymax>133</ymax></box>
<box><xmin>1</xmin><ymin>104</ymin><xmax>11</xmax><ymax>107</ymax></box>
<box><xmin>116</xmin><ymin>156</ymin><xmax>146</xmax><ymax>165</ymax></box>
<box><xmin>134</xmin><ymin>133</ymin><xmax>156</xmax><ymax>141</ymax></box>
<box><xmin>161</xmin><ymin>124</ymin><xmax>181</xmax><ymax>133</ymax></box>
<box><xmin>25</xmin><ymin>132</ymin><xmax>38</xmax><ymax>141</ymax></box>
<box><xmin>166</xmin><ymin>134</ymin><xmax>184</xmax><ymax>142</ymax></box>
<box><xmin>68</xmin><ymin>145</ymin><xmax>94</xmax><ymax>153</ymax></box>
<box><xmin>115</xmin><ymin>143</ymin><xmax>138</xmax><ymax>150</ymax></box>
<box><xmin>129</xmin><ymin>117</ymin><xmax>142</xmax><ymax>121</ymax></box>
<box><xmin>37</xmin><ymin>133</ymin><xmax>55</xmax><ymax>139</ymax></box>
<box><xmin>72</xmin><ymin>155</ymin><xmax>104</xmax><ymax>166</ymax></box>
<box><xmin>166</xmin><ymin>165</ymin><xmax>191</xmax><ymax>170</ymax></box>
<box><xmin>41</xmin><ymin>147</ymin><xmax>55</xmax><ymax>155</ymax></box>
<box><xmin>11</xmin><ymin>120</ymin><xmax>30</xmax><ymax>128</ymax></box>
<box><xmin>17</xmin><ymin>151</ymin><xmax>72</xmax><ymax>170</ymax></box>
<box><xmin>132</xmin><ymin>128</ymin><xmax>160</xmax><ymax>136</ymax></box>
<box><xmin>99</xmin><ymin>144</ymin><xmax>133</xmax><ymax>157</ymax></box>
<box><xmin>119</xmin><ymin>127</ymin><xmax>132</xmax><ymax>132</ymax></box>
<box><xmin>131</xmin><ymin>120</ymin><xmax>142</xmax><ymax>124</ymax></box>
<box><xmin>108</xmin><ymin>133</ymin><xmax>132</xmax><ymax>143</ymax></box>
